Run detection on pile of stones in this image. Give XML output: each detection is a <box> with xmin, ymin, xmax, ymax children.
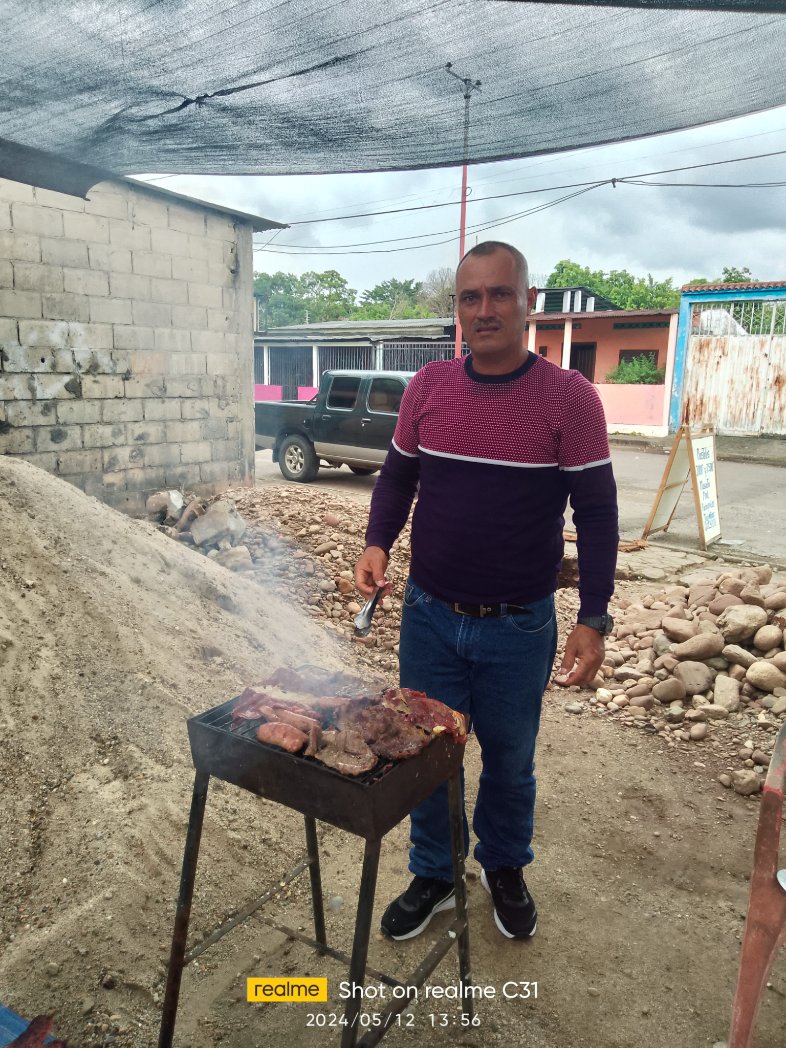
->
<box><xmin>145</xmin><ymin>489</ymin><xmax>252</xmax><ymax>570</ymax></box>
<box><xmin>582</xmin><ymin>564</ymin><xmax>786</xmax><ymax>796</ymax></box>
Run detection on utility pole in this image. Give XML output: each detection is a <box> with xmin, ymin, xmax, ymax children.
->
<box><xmin>446</xmin><ymin>63</ymin><xmax>481</xmax><ymax>357</ymax></box>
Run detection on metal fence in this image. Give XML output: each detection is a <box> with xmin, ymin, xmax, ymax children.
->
<box><xmin>318</xmin><ymin>345</ymin><xmax>375</xmax><ymax>372</ymax></box>
<box><xmin>692</xmin><ymin>299</ymin><xmax>786</xmax><ymax>337</ymax></box>
<box><xmin>269</xmin><ymin>345</ymin><xmax>313</xmax><ymax>399</ymax></box>
<box><xmin>381</xmin><ymin>341</ymin><xmax>465</xmax><ymax>371</ymax></box>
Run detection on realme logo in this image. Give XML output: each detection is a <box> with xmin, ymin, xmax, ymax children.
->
<box><xmin>247</xmin><ymin>978</ymin><xmax>328</xmax><ymax>1002</ymax></box>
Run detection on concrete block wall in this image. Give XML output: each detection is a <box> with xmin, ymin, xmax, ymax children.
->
<box><xmin>0</xmin><ymin>177</ymin><xmax>255</xmax><ymax>514</ymax></box>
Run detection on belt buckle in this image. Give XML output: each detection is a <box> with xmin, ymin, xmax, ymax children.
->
<box><xmin>453</xmin><ymin>602</ymin><xmax>469</xmax><ymax>616</ymax></box>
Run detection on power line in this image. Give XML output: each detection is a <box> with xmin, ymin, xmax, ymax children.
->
<box><xmin>269</xmin><ymin>147</ymin><xmax>786</xmax><ymax>228</ymax></box>
<box><xmin>254</xmin><ymin>183</ymin><xmax>603</xmax><ymax>255</ymax></box>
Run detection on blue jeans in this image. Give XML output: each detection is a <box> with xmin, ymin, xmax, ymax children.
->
<box><xmin>399</xmin><ymin>579</ymin><xmax>557</xmax><ymax>881</ymax></box>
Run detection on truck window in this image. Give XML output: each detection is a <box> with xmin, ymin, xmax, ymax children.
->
<box><xmin>326</xmin><ymin>376</ymin><xmax>361</xmax><ymax>410</ymax></box>
<box><xmin>367</xmin><ymin>378</ymin><xmax>405</xmax><ymax>414</ymax></box>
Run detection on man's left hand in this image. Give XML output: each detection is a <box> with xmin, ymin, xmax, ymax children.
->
<box><xmin>553</xmin><ymin>625</ymin><xmax>605</xmax><ymax>687</ymax></box>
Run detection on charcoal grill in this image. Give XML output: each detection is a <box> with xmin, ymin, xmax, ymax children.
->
<box><xmin>159</xmin><ymin>695</ymin><xmax>472</xmax><ymax>1048</ymax></box>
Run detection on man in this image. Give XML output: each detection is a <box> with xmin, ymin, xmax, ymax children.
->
<box><xmin>354</xmin><ymin>241</ymin><xmax>618</xmax><ymax>941</ymax></box>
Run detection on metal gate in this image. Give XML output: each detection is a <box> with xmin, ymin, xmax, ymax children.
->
<box><xmin>382</xmin><ymin>341</ymin><xmax>464</xmax><ymax>371</ymax></box>
<box><xmin>269</xmin><ymin>345</ymin><xmax>313</xmax><ymax>400</ymax></box>
<box><xmin>682</xmin><ymin>301</ymin><xmax>786</xmax><ymax>435</ymax></box>
<box><xmin>318</xmin><ymin>345</ymin><xmax>374</xmax><ymax>375</ymax></box>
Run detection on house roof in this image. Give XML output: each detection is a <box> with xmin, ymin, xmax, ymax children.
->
<box><xmin>256</xmin><ymin>318</ymin><xmax>452</xmax><ymax>342</ymax></box>
<box><xmin>681</xmin><ymin>280</ymin><xmax>786</xmax><ymax>292</ymax></box>
<box><xmin>529</xmin><ymin>308</ymin><xmax>677</xmax><ymax>322</ymax></box>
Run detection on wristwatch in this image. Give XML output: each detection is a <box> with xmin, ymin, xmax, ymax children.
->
<box><xmin>577</xmin><ymin>613</ymin><xmax>614</xmax><ymax>636</ymax></box>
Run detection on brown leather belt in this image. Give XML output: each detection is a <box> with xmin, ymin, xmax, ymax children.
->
<box><xmin>450</xmin><ymin>601</ymin><xmax>529</xmax><ymax>618</ymax></box>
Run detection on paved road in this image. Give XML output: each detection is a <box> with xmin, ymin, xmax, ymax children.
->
<box><xmin>254</xmin><ymin>447</ymin><xmax>786</xmax><ymax>565</ymax></box>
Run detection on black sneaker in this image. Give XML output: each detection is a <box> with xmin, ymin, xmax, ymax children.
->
<box><xmin>380</xmin><ymin>876</ymin><xmax>455</xmax><ymax>940</ymax></box>
<box><xmin>481</xmin><ymin>867</ymin><xmax>537</xmax><ymax>939</ymax></box>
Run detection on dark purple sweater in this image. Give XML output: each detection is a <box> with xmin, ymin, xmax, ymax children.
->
<box><xmin>365</xmin><ymin>353</ymin><xmax>618</xmax><ymax>617</ymax></box>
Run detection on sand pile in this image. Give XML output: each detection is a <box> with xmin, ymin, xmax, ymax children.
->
<box><xmin>0</xmin><ymin>456</ymin><xmax>345</xmax><ymax>1045</ymax></box>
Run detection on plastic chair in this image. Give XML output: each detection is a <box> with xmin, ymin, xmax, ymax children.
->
<box><xmin>728</xmin><ymin>720</ymin><xmax>786</xmax><ymax>1047</ymax></box>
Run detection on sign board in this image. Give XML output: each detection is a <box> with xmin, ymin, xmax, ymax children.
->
<box><xmin>642</xmin><ymin>427</ymin><xmax>721</xmax><ymax>550</ymax></box>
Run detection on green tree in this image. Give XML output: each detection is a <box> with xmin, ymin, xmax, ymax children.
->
<box><xmin>545</xmin><ymin>260</ymin><xmax>680</xmax><ymax>309</ymax></box>
<box><xmin>361</xmin><ymin>278</ymin><xmax>421</xmax><ymax>311</ymax></box>
<box><xmin>298</xmin><ymin>269</ymin><xmax>357</xmax><ymax>322</ymax></box>
<box><xmin>720</xmin><ymin>266</ymin><xmax>755</xmax><ymax>283</ymax></box>
<box><xmin>254</xmin><ymin>271</ymin><xmax>307</xmax><ymax>328</ymax></box>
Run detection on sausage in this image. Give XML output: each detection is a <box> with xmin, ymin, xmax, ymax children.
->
<box><xmin>256</xmin><ymin>722</ymin><xmax>307</xmax><ymax>753</ymax></box>
<box><xmin>271</xmin><ymin>706</ymin><xmax>322</xmax><ymax>733</ymax></box>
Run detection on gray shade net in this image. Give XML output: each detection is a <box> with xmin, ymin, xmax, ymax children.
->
<box><xmin>1</xmin><ymin>0</ymin><xmax>786</xmax><ymax>185</ymax></box>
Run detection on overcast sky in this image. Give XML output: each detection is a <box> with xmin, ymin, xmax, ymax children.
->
<box><xmin>138</xmin><ymin>103</ymin><xmax>786</xmax><ymax>296</ymax></box>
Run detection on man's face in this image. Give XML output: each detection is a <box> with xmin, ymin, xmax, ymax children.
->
<box><xmin>456</xmin><ymin>249</ymin><xmax>535</xmax><ymax>362</ymax></box>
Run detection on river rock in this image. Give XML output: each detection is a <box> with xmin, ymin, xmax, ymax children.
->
<box><xmin>773</xmin><ymin>651</ymin><xmax>786</xmax><ymax>672</ymax></box>
<box><xmin>671</xmin><ymin>633</ymin><xmax>725</xmax><ymax>661</ymax></box>
<box><xmin>652</xmin><ymin>678</ymin><xmax>687</xmax><ymax>703</ymax></box>
<box><xmin>707</xmin><ymin>593</ymin><xmax>743</xmax><ymax>615</ymax></box>
<box><xmin>746</xmin><ymin>661</ymin><xmax>786</xmax><ymax>692</ymax></box>
<box><xmin>753</xmin><ymin>624</ymin><xmax>783</xmax><ymax>651</ymax></box>
<box><xmin>699</xmin><ymin>704</ymin><xmax>729</xmax><ymax>721</ymax></box>
<box><xmin>664</xmin><ymin>705</ymin><xmax>685</xmax><ymax>723</ymax></box>
<box><xmin>739</xmin><ymin>584</ymin><xmax>765</xmax><ymax>608</ymax></box>
<box><xmin>661</xmin><ymin>617</ymin><xmax>698</xmax><ymax>643</ymax></box>
<box><xmin>190</xmin><ymin>499</ymin><xmax>246</xmax><ymax>547</ymax></box>
<box><xmin>673</xmin><ymin>661</ymin><xmax>714</xmax><ymax>695</ymax></box>
<box><xmin>773</xmin><ymin>695</ymin><xmax>786</xmax><ymax>716</ymax></box>
<box><xmin>722</xmin><ymin>644</ymin><xmax>756</xmax><ymax>669</ymax></box>
<box><xmin>689</xmin><ymin>722</ymin><xmax>708</xmax><ymax>741</ymax></box>
<box><xmin>211</xmin><ymin>545</ymin><xmax>253</xmax><ymax>571</ymax></box>
<box><xmin>689</xmin><ymin>583</ymin><xmax>716</xmax><ymax>607</ymax></box>
<box><xmin>719</xmin><ymin>576</ymin><xmax>746</xmax><ymax>597</ymax></box>
<box><xmin>713</xmin><ymin>675</ymin><xmax>741</xmax><ymax>711</ymax></box>
<box><xmin>629</xmin><ymin>694</ymin><xmax>655</xmax><ymax>710</ymax></box>
<box><xmin>717</xmin><ymin>605</ymin><xmax>768</xmax><ymax>643</ymax></box>
<box><xmin>764</xmin><ymin>590</ymin><xmax>786</xmax><ymax>610</ymax></box>
<box><xmin>731</xmin><ymin>769</ymin><xmax>761</xmax><ymax>796</ymax></box>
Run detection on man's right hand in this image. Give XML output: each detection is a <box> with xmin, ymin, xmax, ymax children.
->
<box><xmin>354</xmin><ymin>546</ymin><xmax>391</xmax><ymax>598</ymax></box>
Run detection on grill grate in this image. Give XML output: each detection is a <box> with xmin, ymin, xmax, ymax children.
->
<box><xmin>197</xmin><ymin>697</ymin><xmax>398</xmax><ymax>788</ymax></box>
<box><xmin>187</xmin><ymin>695</ymin><xmax>465</xmax><ymax>839</ymax></box>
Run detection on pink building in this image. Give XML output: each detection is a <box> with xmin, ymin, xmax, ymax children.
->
<box><xmin>253</xmin><ymin>293</ymin><xmax>678</xmax><ymax>437</ymax></box>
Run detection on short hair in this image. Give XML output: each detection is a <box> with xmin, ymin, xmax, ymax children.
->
<box><xmin>457</xmin><ymin>241</ymin><xmax>529</xmax><ymax>290</ymax></box>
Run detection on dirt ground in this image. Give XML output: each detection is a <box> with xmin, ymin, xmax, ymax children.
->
<box><xmin>0</xmin><ymin>455</ymin><xmax>784</xmax><ymax>1048</ymax></box>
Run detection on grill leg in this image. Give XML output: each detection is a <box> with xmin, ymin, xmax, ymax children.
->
<box><xmin>448</xmin><ymin>771</ymin><xmax>473</xmax><ymax>1021</ymax></box>
<box><xmin>158</xmin><ymin>770</ymin><xmax>210</xmax><ymax>1048</ymax></box>
<box><xmin>304</xmin><ymin>815</ymin><xmax>327</xmax><ymax>948</ymax></box>
<box><xmin>341</xmin><ymin>837</ymin><xmax>382</xmax><ymax>1048</ymax></box>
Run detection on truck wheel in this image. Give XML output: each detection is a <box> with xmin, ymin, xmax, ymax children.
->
<box><xmin>279</xmin><ymin>435</ymin><xmax>319</xmax><ymax>482</ymax></box>
<box><xmin>349</xmin><ymin>467</ymin><xmax>378</xmax><ymax>476</ymax></box>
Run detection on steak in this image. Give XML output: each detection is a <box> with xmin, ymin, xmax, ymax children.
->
<box><xmin>231</xmin><ymin>670</ymin><xmax>467</xmax><ymax>773</ymax></box>
<box><xmin>313</xmin><ymin>729</ymin><xmax>378</xmax><ymax>776</ymax></box>
<box><xmin>338</xmin><ymin>703</ymin><xmax>432</xmax><ymax>760</ymax></box>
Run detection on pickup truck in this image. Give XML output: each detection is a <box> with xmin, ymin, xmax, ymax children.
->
<box><xmin>255</xmin><ymin>369</ymin><xmax>414</xmax><ymax>482</ymax></box>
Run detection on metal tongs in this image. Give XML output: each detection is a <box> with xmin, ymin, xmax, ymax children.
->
<box><xmin>353</xmin><ymin>586</ymin><xmax>384</xmax><ymax>637</ymax></box>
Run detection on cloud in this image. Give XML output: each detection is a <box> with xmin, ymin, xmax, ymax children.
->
<box><xmin>136</xmin><ymin>103</ymin><xmax>786</xmax><ymax>292</ymax></box>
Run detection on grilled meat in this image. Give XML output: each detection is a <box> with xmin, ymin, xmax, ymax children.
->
<box><xmin>338</xmin><ymin>703</ymin><xmax>432</xmax><ymax>760</ymax></box>
<box><xmin>313</xmin><ymin>729</ymin><xmax>378</xmax><ymax>776</ymax></box>
<box><xmin>382</xmin><ymin>688</ymin><xmax>467</xmax><ymax>740</ymax></box>
<box><xmin>234</xmin><ymin>671</ymin><xmax>467</xmax><ymax>774</ymax></box>
<box><xmin>256</xmin><ymin>722</ymin><xmax>308</xmax><ymax>753</ymax></box>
